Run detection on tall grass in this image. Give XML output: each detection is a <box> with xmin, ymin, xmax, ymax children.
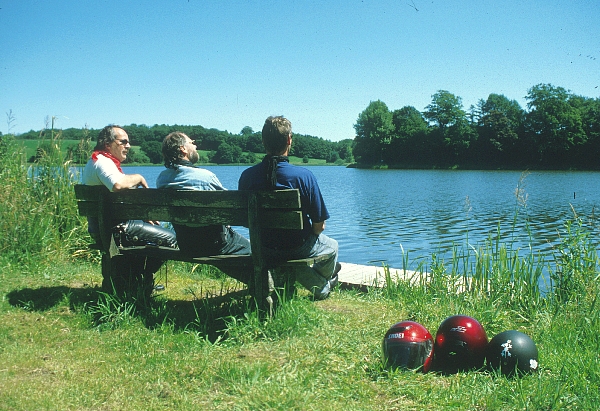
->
<box><xmin>0</xmin><ymin>132</ymin><xmax>87</xmax><ymax>264</ymax></box>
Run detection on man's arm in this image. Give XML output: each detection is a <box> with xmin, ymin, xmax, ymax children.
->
<box><xmin>312</xmin><ymin>220</ymin><xmax>326</xmax><ymax>235</ymax></box>
<box><xmin>112</xmin><ymin>174</ymin><xmax>149</xmax><ymax>191</ymax></box>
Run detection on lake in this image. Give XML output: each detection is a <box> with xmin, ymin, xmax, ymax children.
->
<box><xmin>120</xmin><ymin>165</ymin><xmax>600</xmax><ymax>270</ymax></box>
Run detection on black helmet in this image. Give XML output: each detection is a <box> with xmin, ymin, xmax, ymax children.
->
<box><xmin>382</xmin><ymin>321</ymin><xmax>434</xmax><ymax>372</ymax></box>
<box><xmin>486</xmin><ymin>330</ymin><xmax>539</xmax><ymax>377</ymax></box>
<box><xmin>433</xmin><ymin>315</ymin><xmax>488</xmax><ymax>372</ymax></box>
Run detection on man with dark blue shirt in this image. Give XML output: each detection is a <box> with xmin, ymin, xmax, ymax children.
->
<box><xmin>238</xmin><ymin>116</ymin><xmax>340</xmax><ymax>300</ymax></box>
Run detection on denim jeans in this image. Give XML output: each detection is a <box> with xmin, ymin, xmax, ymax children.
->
<box><xmin>264</xmin><ymin>233</ymin><xmax>339</xmax><ymax>295</ymax></box>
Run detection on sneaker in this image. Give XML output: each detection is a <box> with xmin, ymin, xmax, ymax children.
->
<box><xmin>329</xmin><ymin>262</ymin><xmax>341</xmax><ymax>289</ymax></box>
<box><xmin>312</xmin><ymin>263</ymin><xmax>342</xmax><ymax>300</ymax></box>
<box><xmin>312</xmin><ymin>282</ymin><xmax>331</xmax><ymax>301</ymax></box>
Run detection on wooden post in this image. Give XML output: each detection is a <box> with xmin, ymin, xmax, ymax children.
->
<box><xmin>96</xmin><ymin>188</ymin><xmax>123</xmax><ymax>291</ymax></box>
<box><xmin>247</xmin><ymin>192</ymin><xmax>272</xmax><ymax>316</ymax></box>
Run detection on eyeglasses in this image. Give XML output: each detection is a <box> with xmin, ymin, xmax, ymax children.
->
<box><xmin>117</xmin><ymin>139</ymin><xmax>130</xmax><ymax>145</ymax></box>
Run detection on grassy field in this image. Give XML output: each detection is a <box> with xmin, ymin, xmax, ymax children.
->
<box><xmin>18</xmin><ymin>139</ymin><xmax>81</xmax><ymax>160</ymax></box>
<box><xmin>1</xmin><ymin>134</ymin><xmax>599</xmax><ymax>410</ymax></box>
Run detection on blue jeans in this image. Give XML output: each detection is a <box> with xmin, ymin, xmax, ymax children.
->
<box><xmin>264</xmin><ymin>233</ymin><xmax>338</xmax><ymax>295</ymax></box>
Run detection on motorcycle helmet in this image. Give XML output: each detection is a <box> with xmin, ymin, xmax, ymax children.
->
<box><xmin>433</xmin><ymin>315</ymin><xmax>488</xmax><ymax>372</ymax></box>
<box><xmin>382</xmin><ymin>321</ymin><xmax>434</xmax><ymax>372</ymax></box>
<box><xmin>486</xmin><ymin>330</ymin><xmax>539</xmax><ymax>377</ymax></box>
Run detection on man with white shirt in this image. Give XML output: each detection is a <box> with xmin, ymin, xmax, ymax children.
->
<box><xmin>83</xmin><ymin>125</ymin><xmax>176</xmax><ymax>295</ymax></box>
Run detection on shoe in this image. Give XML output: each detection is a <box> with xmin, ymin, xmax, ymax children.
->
<box><xmin>312</xmin><ymin>282</ymin><xmax>331</xmax><ymax>301</ymax></box>
<box><xmin>312</xmin><ymin>263</ymin><xmax>342</xmax><ymax>300</ymax></box>
<box><xmin>329</xmin><ymin>262</ymin><xmax>341</xmax><ymax>289</ymax></box>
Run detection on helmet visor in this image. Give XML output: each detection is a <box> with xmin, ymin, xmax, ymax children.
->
<box><xmin>384</xmin><ymin>340</ymin><xmax>432</xmax><ymax>370</ymax></box>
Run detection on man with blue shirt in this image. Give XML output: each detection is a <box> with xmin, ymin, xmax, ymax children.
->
<box><xmin>238</xmin><ymin>116</ymin><xmax>340</xmax><ymax>300</ymax></box>
<box><xmin>157</xmin><ymin>131</ymin><xmax>251</xmax><ymax>283</ymax></box>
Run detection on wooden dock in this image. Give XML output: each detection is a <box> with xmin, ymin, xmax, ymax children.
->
<box><xmin>337</xmin><ymin>262</ymin><xmax>428</xmax><ymax>289</ymax></box>
<box><xmin>337</xmin><ymin>262</ymin><xmax>479</xmax><ymax>293</ymax></box>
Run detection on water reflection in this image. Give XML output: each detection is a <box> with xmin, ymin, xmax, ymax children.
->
<box><xmin>117</xmin><ymin>165</ymin><xmax>600</xmax><ymax>269</ymax></box>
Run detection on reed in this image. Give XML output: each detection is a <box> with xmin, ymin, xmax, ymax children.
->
<box><xmin>0</xmin><ymin>132</ymin><xmax>87</xmax><ymax>264</ymax></box>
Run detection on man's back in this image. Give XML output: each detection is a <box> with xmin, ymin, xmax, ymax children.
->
<box><xmin>239</xmin><ymin>158</ymin><xmax>329</xmax><ymax>249</ymax></box>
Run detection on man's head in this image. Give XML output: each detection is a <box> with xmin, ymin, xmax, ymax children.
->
<box><xmin>162</xmin><ymin>131</ymin><xmax>198</xmax><ymax>168</ymax></box>
<box><xmin>262</xmin><ymin>116</ymin><xmax>292</xmax><ymax>155</ymax></box>
<box><xmin>95</xmin><ymin>125</ymin><xmax>130</xmax><ymax>162</ymax></box>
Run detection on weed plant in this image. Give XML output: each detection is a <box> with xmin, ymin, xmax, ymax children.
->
<box><xmin>0</xmin><ymin>137</ymin><xmax>599</xmax><ymax>409</ymax></box>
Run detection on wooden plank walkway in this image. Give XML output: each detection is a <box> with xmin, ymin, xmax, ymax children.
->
<box><xmin>337</xmin><ymin>262</ymin><xmax>428</xmax><ymax>289</ymax></box>
<box><xmin>337</xmin><ymin>262</ymin><xmax>488</xmax><ymax>293</ymax></box>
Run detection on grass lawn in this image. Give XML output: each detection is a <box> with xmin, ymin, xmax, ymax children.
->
<box><xmin>18</xmin><ymin>139</ymin><xmax>81</xmax><ymax>160</ymax></box>
<box><xmin>1</xmin><ymin>253</ymin><xmax>597</xmax><ymax>410</ymax></box>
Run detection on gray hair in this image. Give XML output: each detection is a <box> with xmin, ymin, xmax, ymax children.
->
<box><xmin>94</xmin><ymin>125</ymin><xmax>126</xmax><ymax>151</ymax></box>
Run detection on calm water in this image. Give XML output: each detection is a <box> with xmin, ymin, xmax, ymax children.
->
<box><xmin>122</xmin><ymin>165</ymin><xmax>600</xmax><ymax>269</ymax></box>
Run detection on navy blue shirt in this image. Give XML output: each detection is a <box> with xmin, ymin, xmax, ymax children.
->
<box><xmin>238</xmin><ymin>158</ymin><xmax>330</xmax><ymax>249</ymax></box>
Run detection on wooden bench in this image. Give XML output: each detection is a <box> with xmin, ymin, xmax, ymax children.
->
<box><xmin>74</xmin><ymin>184</ymin><xmax>327</xmax><ymax>311</ymax></box>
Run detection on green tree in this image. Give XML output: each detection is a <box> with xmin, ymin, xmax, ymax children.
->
<box><xmin>388</xmin><ymin>106</ymin><xmax>429</xmax><ymax>164</ymax></box>
<box><xmin>240</xmin><ymin>126</ymin><xmax>254</xmax><ymax>137</ymax></box>
<box><xmin>140</xmin><ymin>141</ymin><xmax>163</xmax><ymax>164</ymax></box>
<box><xmin>568</xmin><ymin>95</ymin><xmax>600</xmax><ymax>167</ymax></box>
<box><xmin>327</xmin><ymin>151</ymin><xmax>340</xmax><ymax>163</ymax></box>
<box><xmin>424</xmin><ymin>91</ymin><xmax>473</xmax><ymax>161</ymax></box>
<box><xmin>524</xmin><ymin>84</ymin><xmax>586</xmax><ymax>164</ymax></box>
<box><xmin>424</xmin><ymin>90</ymin><xmax>466</xmax><ymax>130</ymax></box>
<box><xmin>212</xmin><ymin>142</ymin><xmax>242</xmax><ymax>164</ymax></box>
<box><xmin>353</xmin><ymin>100</ymin><xmax>394</xmax><ymax>164</ymax></box>
<box><xmin>335</xmin><ymin>139</ymin><xmax>354</xmax><ymax>163</ymax></box>
<box><xmin>476</xmin><ymin>94</ymin><xmax>525</xmax><ymax>165</ymax></box>
<box><xmin>245</xmin><ymin>133</ymin><xmax>263</xmax><ymax>153</ymax></box>
<box><xmin>125</xmin><ymin>147</ymin><xmax>150</xmax><ymax>164</ymax></box>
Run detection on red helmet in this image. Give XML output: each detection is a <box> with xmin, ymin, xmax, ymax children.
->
<box><xmin>433</xmin><ymin>315</ymin><xmax>488</xmax><ymax>372</ymax></box>
<box><xmin>382</xmin><ymin>321</ymin><xmax>434</xmax><ymax>372</ymax></box>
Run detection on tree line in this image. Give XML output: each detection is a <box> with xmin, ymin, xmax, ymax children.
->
<box><xmin>10</xmin><ymin>82</ymin><xmax>599</xmax><ymax>169</ymax></box>
<box><xmin>354</xmin><ymin>83</ymin><xmax>600</xmax><ymax>169</ymax></box>
<box><xmin>14</xmin><ymin>123</ymin><xmax>354</xmax><ymax>165</ymax></box>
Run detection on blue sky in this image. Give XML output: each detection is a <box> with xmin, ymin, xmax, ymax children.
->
<box><xmin>1</xmin><ymin>0</ymin><xmax>598</xmax><ymax>141</ymax></box>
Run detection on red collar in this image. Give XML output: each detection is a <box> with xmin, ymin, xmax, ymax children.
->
<box><xmin>92</xmin><ymin>150</ymin><xmax>123</xmax><ymax>173</ymax></box>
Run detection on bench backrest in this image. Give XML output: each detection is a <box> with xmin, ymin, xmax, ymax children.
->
<box><xmin>74</xmin><ymin>184</ymin><xmax>305</xmax><ymax>250</ymax></box>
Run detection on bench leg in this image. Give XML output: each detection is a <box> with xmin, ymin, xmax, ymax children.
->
<box><xmin>250</xmin><ymin>266</ymin><xmax>274</xmax><ymax>317</ymax></box>
<box><xmin>101</xmin><ymin>254</ymin><xmax>158</xmax><ymax>299</ymax></box>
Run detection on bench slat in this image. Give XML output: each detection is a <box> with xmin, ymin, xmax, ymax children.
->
<box><xmin>102</xmin><ymin>188</ymin><xmax>302</xmax><ymax>209</ymax></box>
<box><xmin>117</xmin><ymin>245</ymin><xmax>328</xmax><ymax>266</ymax></box>
<box><xmin>111</xmin><ymin>189</ymin><xmax>250</xmax><ymax>208</ymax></box>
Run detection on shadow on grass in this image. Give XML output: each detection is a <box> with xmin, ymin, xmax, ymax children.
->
<box><xmin>6</xmin><ymin>285</ymin><xmax>98</xmax><ymax>311</ymax></box>
<box><xmin>5</xmin><ymin>285</ymin><xmax>253</xmax><ymax>343</ymax></box>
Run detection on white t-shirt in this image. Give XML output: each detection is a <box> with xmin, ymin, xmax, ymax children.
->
<box><xmin>82</xmin><ymin>153</ymin><xmax>123</xmax><ymax>191</ymax></box>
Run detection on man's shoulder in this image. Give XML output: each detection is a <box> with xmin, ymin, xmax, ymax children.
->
<box><xmin>281</xmin><ymin>162</ymin><xmax>316</xmax><ymax>179</ymax></box>
<box><xmin>181</xmin><ymin>164</ymin><xmax>216</xmax><ymax>175</ymax></box>
<box><xmin>240</xmin><ymin>162</ymin><xmax>263</xmax><ymax>176</ymax></box>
